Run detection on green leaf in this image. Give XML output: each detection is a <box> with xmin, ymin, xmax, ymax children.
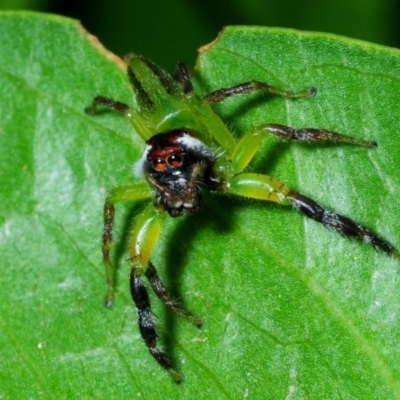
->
<box><xmin>1</xmin><ymin>12</ymin><xmax>400</xmax><ymax>399</ymax></box>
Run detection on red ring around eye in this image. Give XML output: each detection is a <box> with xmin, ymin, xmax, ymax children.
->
<box><xmin>153</xmin><ymin>158</ymin><xmax>167</xmax><ymax>171</ymax></box>
<box><xmin>167</xmin><ymin>154</ymin><xmax>183</xmax><ymax>167</ymax></box>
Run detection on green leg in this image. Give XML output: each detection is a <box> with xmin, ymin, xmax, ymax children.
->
<box><xmin>103</xmin><ymin>182</ymin><xmax>203</xmax><ymax>382</ymax></box>
<box><xmin>128</xmin><ymin>202</ymin><xmax>201</xmax><ymax>383</ymax></box>
<box><xmin>85</xmin><ymin>95</ymin><xmax>152</xmax><ymax>141</ymax></box>
<box><xmin>223</xmin><ymin>173</ymin><xmax>398</xmax><ymax>258</ymax></box>
<box><xmin>224</xmin><ymin>173</ymin><xmax>292</xmax><ymax>205</ymax></box>
<box><xmin>127</xmin><ymin>202</ymin><xmax>202</xmax><ymax>324</ymax></box>
<box><xmin>127</xmin><ymin>202</ymin><xmax>167</xmax><ymax>275</ymax></box>
<box><xmin>229</xmin><ymin>123</ymin><xmax>376</xmax><ymax>174</ymax></box>
<box><xmin>116</xmin><ymin>202</ymin><xmax>183</xmax><ymax>381</ymax></box>
<box><xmin>102</xmin><ymin>182</ymin><xmax>154</xmax><ymax>307</ymax></box>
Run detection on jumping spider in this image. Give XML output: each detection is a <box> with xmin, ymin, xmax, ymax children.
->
<box><xmin>85</xmin><ymin>53</ymin><xmax>399</xmax><ymax>383</ymax></box>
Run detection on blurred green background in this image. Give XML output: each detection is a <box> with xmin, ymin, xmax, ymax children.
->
<box><xmin>1</xmin><ymin>0</ymin><xmax>399</xmax><ymax>73</ymax></box>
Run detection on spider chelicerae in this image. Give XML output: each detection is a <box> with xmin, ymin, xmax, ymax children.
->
<box><xmin>85</xmin><ymin>53</ymin><xmax>399</xmax><ymax>383</ymax></box>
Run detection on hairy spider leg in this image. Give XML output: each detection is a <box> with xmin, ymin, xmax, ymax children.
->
<box><xmin>203</xmin><ymin>79</ymin><xmax>317</xmax><ymax>103</ymax></box>
<box><xmin>102</xmin><ymin>182</ymin><xmax>153</xmax><ymax>306</ymax></box>
<box><xmin>85</xmin><ymin>95</ymin><xmax>152</xmax><ymax>141</ymax></box>
<box><xmin>145</xmin><ymin>261</ymin><xmax>203</xmax><ymax>327</ymax></box>
<box><xmin>127</xmin><ymin>203</ymin><xmax>178</xmax><ymax>380</ymax></box>
<box><xmin>174</xmin><ymin>62</ymin><xmax>194</xmax><ymax>95</ymax></box>
<box><xmin>103</xmin><ymin>185</ymin><xmax>202</xmax><ymax>382</ymax></box>
<box><xmin>128</xmin><ymin>202</ymin><xmax>201</xmax><ymax>383</ymax></box>
<box><xmin>289</xmin><ymin>191</ymin><xmax>398</xmax><ymax>257</ymax></box>
<box><xmin>228</xmin><ymin>123</ymin><xmax>377</xmax><ymax>175</ymax></box>
<box><xmin>220</xmin><ymin>125</ymin><xmax>399</xmax><ymax>258</ymax></box>
<box><xmin>85</xmin><ymin>95</ymin><xmax>130</xmax><ymax>115</ymax></box>
<box><xmin>224</xmin><ymin>173</ymin><xmax>398</xmax><ymax>257</ymax></box>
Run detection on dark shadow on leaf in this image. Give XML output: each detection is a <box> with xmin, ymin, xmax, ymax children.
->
<box><xmin>161</xmin><ymin>192</ymin><xmax>240</xmax><ymax>361</ymax></box>
<box><xmin>251</xmin><ymin>141</ymin><xmax>292</xmax><ymax>174</ymax></box>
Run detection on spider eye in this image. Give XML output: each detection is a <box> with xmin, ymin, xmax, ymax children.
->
<box><xmin>167</xmin><ymin>154</ymin><xmax>183</xmax><ymax>167</ymax></box>
<box><xmin>153</xmin><ymin>158</ymin><xmax>167</xmax><ymax>171</ymax></box>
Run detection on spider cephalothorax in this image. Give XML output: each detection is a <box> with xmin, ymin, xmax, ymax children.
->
<box><xmin>85</xmin><ymin>53</ymin><xmax>399</xmax><ymax>383</ymax></box>
<box><xmin>136</xmin><ymin>130</ymin><xmax>216</xmax><ymax>217</ymax></box>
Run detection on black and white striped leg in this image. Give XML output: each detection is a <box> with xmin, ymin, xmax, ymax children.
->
<box><xmin>130</xmin><ymin>271</ymin><xmax>183</xmax><ymax>383</ymax></box>
<box><xmin>290</xmin><ymin>191</ymin><xmax>398</xmax><ymax>257</ymax></box>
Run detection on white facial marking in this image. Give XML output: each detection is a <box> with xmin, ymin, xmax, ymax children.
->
<box><xmin>177</xmin><ymin>133</ymin><xmax>214</xmax><ymax>157</ymax></box>
<box><xmin>177</xmin><ymin>133</ymin><xmax>204</xmax><ymax>149</ymax></box>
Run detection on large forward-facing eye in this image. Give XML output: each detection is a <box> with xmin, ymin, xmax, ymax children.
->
<box><xmin>167</xmin><ymin>154</ymin><xmax>183</xmax><ymax>168</ymax></box>
<box><xmin>153</xmin><ymin>157</ymin><xmax>167</xmax><ymax>171</ymax></box>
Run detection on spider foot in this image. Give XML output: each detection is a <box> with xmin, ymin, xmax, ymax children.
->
<box><xmin>168</xmin><ymin>367</ymin><xmax>183</xmax><ymax>384</ymax></box>
<box><xmin>187</xmin><ymin>315</ymin><xmax>203</xmax><ymax>328</ymax></box>
<box><xmin>104</xmin><ymin>289</ymin><xmax>114</xmax><ymax>308</ymax></box>
<box><xmin>391</xmin><ymin>250</ymin><xmax>400</xmax><ymax>261</ymax></box>
<box><xmin>149</xmin><ymin>348</ymin><xmax>183</xmax><ymax>384</ymax></box>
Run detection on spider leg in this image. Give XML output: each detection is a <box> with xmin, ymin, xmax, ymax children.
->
<box><xmin>102</xmin><ymin>183</ymin><xmax>153</xmax><ymax>307</ymax></box>
<box><xmin>85</xmin><ymin>95</ymin><xmax>130</xmax><ymax>115</ymax></box>
<box><xmin>228</xmin><ymin>123</ymin><xmax>376</xmax><ymax>174</ymax></box>
<box><xmin>203</xmin><ymin>80</ymin><xmax>316</xmax><ymax>103</ymax></box>
<box><xmin>103</xmin><ymin>192</ymin><xmax>181</xmax><ymax>380</ymax></box>
<box><xmin>223</xmin><ymin>173</ymin><xmax>399</xmax><ymax>258</ymax></box>
<box><xmin>128</xmin><ymin>202</ymin><xmax>202</xmax><ymax>383</ymax></box>
<box><xmin>145</xmin><ymin>261</ymin><xmax>203</xmax><ymax>327</ymax></box>
<box><xmin>103</xmin><ymin>179</ymin><xmax>202</xmax><ymax>382</ymax></box>
<box><xmin>128</xmin><ymin>202</ymin><xmax>182</xmax><ymax>382</ymax></box>
<box><xmin>130</xmin><ymin>271</ymin><xmax>182</xmax><ymax>383</ymax></box>
<box><xmin>174</xmin><ymin>62</ymin><xmax>193</xmax><ymax>95</ymax></box>
<box><xmin>85</xmin><ymin>95</ymin><xmax>152</xmax><ymax>141</ymax></box>
<box><xmin>288</xmin><ymin>191</ymin><xmax>398</xmax><ymax>257</ymax></box>
<box><xmin>103</xmin><ymin>200</ymin><xmax>115</xmax><ymax>307</ymax></box>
